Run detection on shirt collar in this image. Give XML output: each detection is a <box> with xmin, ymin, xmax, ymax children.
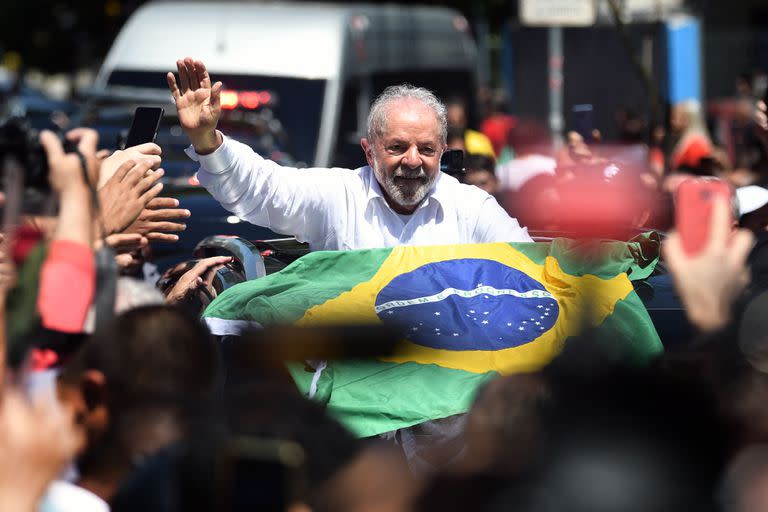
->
<box><xmin>364</xmin><ymin>166</ymin><xmax>447</xmax><ymax>213</ymax></box>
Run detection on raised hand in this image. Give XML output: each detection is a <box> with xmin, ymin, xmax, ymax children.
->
<box><xmin>167</xmin><ymin>57</ymin><xmax>223</xmax><ymax>154</ymax></box>
<box><xmin>98</xmin><ymin>159</ymin><xmax>165</xmax><ymax>235</ymax></box>
<box><xmin>163</xmin><ymin>256</ymin><xmax>233</xmax><ymax>305</ymax></box>
<box><xmin>97</xmin><ymin>142</ymin><xmax>162</xmax><ymax>188</ymax></box>
<box><xmin>125</xmin><ymin>196</ymin><xmax>190</xmax><ymax>243</ymax></box>
<box><xmin>663</xmin><ymin>197</ymin><xmax>754</xmax><ymax>332</ymax></box>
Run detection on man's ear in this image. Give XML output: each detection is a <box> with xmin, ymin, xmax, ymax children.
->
<box><xmin>55</xmin><ymin>369</ymin><xmax>108</xmax><ymax>453</ymax></box>
<box><xmin>361</xmin><ymin>138</ymin><xmax>374</xmax><ymax>168</ymax></box>
<box><xmin>79</xmin><ymin>370</ymin><xmax>110</xmax><ymax>436</ymax></box>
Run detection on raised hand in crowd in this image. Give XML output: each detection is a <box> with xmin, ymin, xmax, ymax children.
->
<box><xmin>663</xmin><ymin>196</ymin><xmax>754</xmax><ymax>332</ymax></box>
<box><xmin>0</xmin><ymin>390</ymin><xmax>79</xmax><ymax>512</ymax></box>
<box><xmin>40</xmin><ymin>128</ymin><xmax>100</xmax><ymax>247</ymax></box>
<box><xmin>162</xmin><ymin>255</ymin><xmax>232</xmax><ymax>305</ymax></box>
<box><xmin>167</xmin><ymin>57</ymin><xmax>223</xmax><ymax>154</ymax></box>
<box><xmin>97</xmin><ymin>158</ymin><xmax>164</xmax><ymax>235</ymax></box>
<box><xmin>95</xmin><ymin>142</ymin><xmax>161</xmax><ymax>188</ymax></box>
<box><xmin>124</xmin><ymin>196</ymin><xmax>189</xmax><ymax>243</ymax></box>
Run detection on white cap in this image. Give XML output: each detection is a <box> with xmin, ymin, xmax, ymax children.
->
<box><xmin>736</xmin><ymin>185</ymin><xmax>768</xmax><ymax>217</ymax></box>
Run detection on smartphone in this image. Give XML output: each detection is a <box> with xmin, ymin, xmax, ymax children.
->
<box><xmin>440</xmin><ymin>149</ymin><xmax>465</xmax><ymax>176</ymax></box>
<box><xmin>123</xmin><ymin>106</ymin><xmax>164</xmax><ymax>149</ymax></box>
<box><xmin>675</xmin><ymin>178</ymin><xmax>733</xmax><ymax>255</ymax></box>
<box><xmin>215</xmin><ymin>437</ymin><xmax>305</xmax><ymax>512</ymax></box>
<box><xmin>571</xmin><ymin>104</ymin><xmax>594</xmax><ymax>142</ymax></box>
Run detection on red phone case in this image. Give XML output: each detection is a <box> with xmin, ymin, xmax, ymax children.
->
<box><xmin>675</xmin><ymin>179</ymin><xmax>733</xmax><ymax>255</ymax></box>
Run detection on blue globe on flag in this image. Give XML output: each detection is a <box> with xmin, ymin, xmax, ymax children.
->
<box><xmin>375</xmin><ymin>258</ymin><xmax>560</xmax><ymax>351</ymax></box>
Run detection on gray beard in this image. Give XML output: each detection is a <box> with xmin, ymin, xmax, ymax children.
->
<box><xmin>373</xmin><ymin>159</ymin><xmax>437</xmax><ymax>208</ymax></box>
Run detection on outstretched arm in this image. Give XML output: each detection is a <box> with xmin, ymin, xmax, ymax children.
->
<box><xmin>167</xmin><ymin>57</ymin><xmax>223</xmax><ymax>154</ymax></box>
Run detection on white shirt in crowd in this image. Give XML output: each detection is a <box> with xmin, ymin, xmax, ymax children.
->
<box><xmin>186</xmin><ymin>137</ymin><xmax>532</xmax><ymax>251</ymax></box>
<box><xmin>496</xmin><ymin>154</ymin><xmax>557</xmax><ymax>191</ymax></box>
<box><xmin>39</xmin><ymin>481</ymin><xmax>109</xmax><ymax>512</ymax></box>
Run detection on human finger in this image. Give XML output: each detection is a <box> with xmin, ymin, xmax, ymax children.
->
<box><xmin>139</xmin><ymin>182</ymin><xmax>164</xmax><ymax>204</ymax></box>
<box><xmin>188</xmin><ymin>256</ymin><xmax>233</xmax><ymax>279</ymax></box>
<box><xmin>125</xmin><ymin>161</ymin><xmax>158</xmax><ymax>187</ymax></box>
<box><xmin>167</xmin><ymin>71</ymin><xmax>181</xmax><ymax>100</ymax></box>
<box><xmin>142</xmin><ymin>207</ymin><xmax>191</xmax><ymax>221</ymax></box>
<box><xmin>108</xmin><ymin>159</ymin><xmax>136</xmax><ymax>185</ymax></box>
<box><xmin>661</xmin><ymin>231</ymin><xmax>685</xmax><ymax>273</ymax></box>
<box><xmin>730</xmin><ymin>228</ymin><xmax>756</xmax><ymax>265</ymax></box>
<box><xmin>184</xmin><ymin>57</ymin><xmax>197</xmax><ymax>89</ymax></box>
<box><xmin>104</xmin><ymin>233</ymin><xmax>148</xmax><ymax>252</ymax></box>
<box><xmin>123</xmin><ymin>142</ymin><xmax>162</xmax><ymax>155</ymax></box>
<box><xmin>96</xmin><ymin>149</ymin><xmax>112</xmax><ymax>161</ymax></box>
<box><xmin>194</xmin><ymin>59</ymin><xmax>209</xmax><ymax>89</ymax></box>
<box><xmin>146</xmin><ymin>197</ymin><xmax>180</xmax><ymax>209</ymax></box>
<box><xmin>38</xmin><ymin>130</ymin><xmax>65</xmax><ymax>161</ymax></box>
<box><xmin>65</xmin><ymin>128</ymin><xmax>99</xmax><ymax>157</ymax></box>
<box><xmin>145</xmin><ymin>232</ymin><xmax>180</xmax><ymax>243</ymax></box>
<box><xmin>137</xmin><ymin>168</ymin><xmax>164</xmax><ymax>192</ymax></box>
<box><xmin>143</xmin><ymin>220</ymin><xmax>186</xmax><ymax>233</ymax></box>
<box><xmin>202</xmin><ymin>263</ymin><xmax>227</xmax><ymax>288</ymax></box>
<box><xmin>176</xmin><ymin>59</ymin><xmax>190</xmax><ymax>93</ymax></box>
<box><xmin>211</xmin><ymin>81</ymin><xmax>222</xmax><ymax>110</ymax></box>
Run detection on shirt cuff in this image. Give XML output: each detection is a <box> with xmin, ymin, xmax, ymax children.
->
<box><xmin>183</xmin><ymin>131</ymin><xmax>233</xmax><ymax>174</ymax></box>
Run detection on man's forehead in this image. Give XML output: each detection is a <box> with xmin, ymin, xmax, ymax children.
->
<box><xmin>379</xmin><ymin>99</ymin><xmax>440</xmax><ymax>138</ymax></box>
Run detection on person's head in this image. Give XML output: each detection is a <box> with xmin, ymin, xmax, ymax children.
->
<box><xmin>445</xmin><ymin>97</ymin><xmax>468</xmax><ymax>130</ymax></box>
<box><xmin>462</xmin><ymin>154</ymin><xmax>499</xmax><ymax>196</ymax></box>
<box><xmin>446</xmin><ymin>126</ymin><xmax>466</xmax><ymax>152</ymax></box>
<box><xmin>720</xmin><ymin>445</ymin><xmax>768</xmax><ymax>512</ymax></box>
<box><xmin>361</xmin><ymin>85</ymin><xmax>447</xmax><ymax>214</ymax></box>
<box><xmin>461</xmin><ymin>373</ymin><xmax>552</xmax><ymax>477</ymax></box>
<box><xmin>57</xmin><ymin>305</ymin><xmax>220</xmax><ymax>498</ymax></box>
<box><xmin>737</xmin><ymin>185</ymin><xmax>768</xmax><ymax>233</ymax></box>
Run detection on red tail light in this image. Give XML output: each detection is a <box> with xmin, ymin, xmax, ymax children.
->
<box><xmin>220</xmin><ymin>90</ymin><xmax>273</xmax><ymax>110</ymax></box>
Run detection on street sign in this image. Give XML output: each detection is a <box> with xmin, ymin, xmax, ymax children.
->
<box><xmin>520</xmin><ymin>0</ymin><xmax>596</xmax><ymax>27</ymax></box>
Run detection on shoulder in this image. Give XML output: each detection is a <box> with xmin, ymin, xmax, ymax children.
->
<box><xmin>434</xmin><ymin>173</ymin><xmax>493</xmax><ymax>209</ymax></box>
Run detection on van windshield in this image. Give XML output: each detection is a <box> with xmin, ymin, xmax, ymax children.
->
<box><xmin>106</xmin><ymin>70</ymin><xmax>326</xmax><ymax>167</ymax></box>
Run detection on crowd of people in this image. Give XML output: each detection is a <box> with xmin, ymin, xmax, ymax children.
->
<box><xmin>0</xmin><ymin>54</ymin><xmax>768</xmax><ymax>512</ymax></box>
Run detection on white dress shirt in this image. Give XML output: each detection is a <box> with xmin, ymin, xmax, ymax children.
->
<box><xmin>187</xmin><ymin>137</ymin><xmax>532</xmax><ymax>251</ymax></box>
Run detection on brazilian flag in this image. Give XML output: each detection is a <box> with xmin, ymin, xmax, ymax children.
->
<box><xmin>204</xmin><ymin>238</ymin><xmax>663</xmax><ymax>437</ymax></box>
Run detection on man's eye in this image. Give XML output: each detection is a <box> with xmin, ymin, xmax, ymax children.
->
<box><xmin>388</xmin><ymin>145</ymin><xmax>403</xmax><ymax>153</ymax></box>
<box><xmin>421</xmin><ymin>148</ymin><xmax>435</xmax><ymax>155</ymax></box>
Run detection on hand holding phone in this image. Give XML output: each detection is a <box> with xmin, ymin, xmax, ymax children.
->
<box><xmin>664</xmin><ymin>180</ymin><xmax>754</xmax><ymax>331</ymax></box>
<box><xmin>124</xmin><ymin>107</ymin><xmax>164</xmax><ymax>149</ymax></box>
<box><xmin>674</xmin><ymin>178</ymin><xmax>734</xmax><ymax>256</ymax></box>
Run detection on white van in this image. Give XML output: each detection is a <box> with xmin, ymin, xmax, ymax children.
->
<box><xmin>91</xmin><ymin>1</ymin><xmax>480</xmax><ymax>169</ymax></box>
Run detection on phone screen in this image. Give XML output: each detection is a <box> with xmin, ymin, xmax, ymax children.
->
<box><xmin>124</xmin><ymin>107</ymin><xmax>164</xmax><ymax>148</ymax></box>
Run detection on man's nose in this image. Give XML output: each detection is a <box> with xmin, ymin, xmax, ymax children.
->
<box><xmin>401</xmin><ymin>145</ymin><xmax>422</xmax><ymax>168</ymax></box>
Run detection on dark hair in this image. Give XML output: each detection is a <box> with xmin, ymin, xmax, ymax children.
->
<box><xmin>464</xmin><ymin>154</ymin><xmax>497</xmax><ymax>175</ymax></box>
<box><xmin>59</xmin><ymin>305</ymin><xmax>220</xmax><ymax>404</ymax></box>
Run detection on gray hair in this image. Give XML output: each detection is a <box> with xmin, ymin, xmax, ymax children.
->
<box><xmin>366</xmin><ymin>84</ymin><xmax>447</xmax><ymax>145</ymax></box>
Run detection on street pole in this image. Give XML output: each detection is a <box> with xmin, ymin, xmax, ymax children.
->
<box><xmin>548</xmin><ymin>26</ymin><xmax>564</xmax><ymax>150</ymax></box>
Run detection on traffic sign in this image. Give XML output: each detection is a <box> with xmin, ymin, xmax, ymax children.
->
<box><xmin>520</xmin><ymin>0</ymin><xmax>596</xmax><ymax>27</ymax></box>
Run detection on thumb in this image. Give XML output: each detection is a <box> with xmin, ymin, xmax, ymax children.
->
<box><xmin>39</xmin><ymin>130</ymin><xmax>65</xmax><ymax>161</ymax></box>
<box><xmin>210</xmin><ymin>81</ymin><xmax>222</xmax><ymax>110</ymax></box>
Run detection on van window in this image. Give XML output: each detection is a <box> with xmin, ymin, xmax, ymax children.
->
<box><xmin>370</xmin><ymin>69</ymin><xmax>478</xmax><ymax>126</ymax></box>
<box><xmin>106</xmin><ymin>70</ymin><xmax>326</xmax><ymax>167</ymax></box>
<box><xmin>332</xmin><ymin>80</ymin><xmax>367</xmax><ymax>169</ymax></box>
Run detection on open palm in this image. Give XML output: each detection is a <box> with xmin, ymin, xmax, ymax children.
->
<box><xmin>167</xmin><ymin>58</ymin><xmax>222</xmax><ymax>143</ymax></box>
